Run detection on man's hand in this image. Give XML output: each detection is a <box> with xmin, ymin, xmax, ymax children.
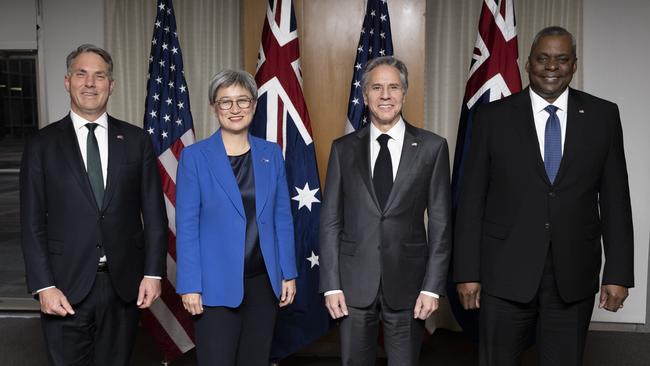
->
<box><xmin>456</xmin><ymin>282</ymin><xmax>481</xmax><ymax>310</ymax></box>
<box><xmin>413</xmin><ymin>293</ymin><xmax>439</xmax><ymax>320</ymax></box>
<box><xmin>39</xmin><ymin>288</ymin><xmax>75</xmax><ymax>316</ymax></box>
<box><xmin>279</xmin><ymin>279</ymin><xmax>296</xmax><ymax>307</ymax></box>
<box><xmin>599</xmin><ymin>284</ymin><xmax>628</xmax><ymax>312</ymax></box>
<box><xmin>181</xmin><ymin>293</ymin><xmax>203</xmax><ymax>315</ymax></box>
<box><xmin>137</xmin><ymin>277</ymin><xmax>161</xmax><ymax>309</ymax></box>
<box><xmin>324</xmin><ymin>292</ymin><xmax>348</xmax><ymax>319</ymax></box>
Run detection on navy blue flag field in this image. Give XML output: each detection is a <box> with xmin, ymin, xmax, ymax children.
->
<box><xmin>250</xmin><ymin>0</ymin><xmax>330</xmax><ymax>360</ymax></box>
<box><xmin>140</xmin><ymin>0</ymin><xmax>196</xmax><ymax>360</ymax></box>
<box><xmin>345</xmin><ymin>0</ymin><xmax>394</xmax><ymax>133</ymax></box>
<box><xmin>449</xmin><ymin>0</ymin><xmax>522</xmax><ymax>345</ymax></box>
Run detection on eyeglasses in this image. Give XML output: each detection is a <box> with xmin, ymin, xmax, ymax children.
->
<box><xmin>216</xmin><ymin>97</ymin><xmax>253</xmax><ymax>110</ymax></box>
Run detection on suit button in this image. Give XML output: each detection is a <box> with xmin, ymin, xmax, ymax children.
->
<box><xmin>100</xmin><ymin>215</ymin><xmax>105</xmax><ymax>220</ymax></box>
<box><xmin>544</xmin><ymin>223</ymin><xmax>551</xmax><ymax>229</ymax></box>
<box><xmin>96</xmin><ymin>243</ymin><xmax>102</xmax><ymax>248</ymax></box>
<box><xmin>380</xmin><ymin>216</ymin><xmax>385</xmax><ymax>222</ymax></box>
<box><xmin>548</xmin><ymin>192</ymin><xmax>555</xmax><ymax>197</ymax></box>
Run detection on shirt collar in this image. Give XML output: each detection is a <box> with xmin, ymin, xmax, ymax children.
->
<box><xmin>370</xmin><ymin>117</ymin><xmax>405</xmax><ymax>143</ymax></box>
<box><xmin>70</xmin><ymin>110</ymin><xmax>108</xmax><ymax>131</ymax></box>
<box><xmin>529</xmin><ymin>87</ymin><xmax>569</xmax><ymax>114</ymax></box>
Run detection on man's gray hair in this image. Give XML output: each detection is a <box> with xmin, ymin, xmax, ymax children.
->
<box><xmin>530</xmin><ymin>26</ymin><xmax>577</xmax><ymax>57</ymax></box>
<box><xmin>361</xmin><ymin>56</ymin><xmax>409</xmax><ymax>93</ymax></box>
<box><xmin>66</xmin><ymin>44</ymin><xmax>114</xmax><ymax>80</ymax></box>
<box><xmin>208</xmin><ymin>69</ymin><xmax>258</xmax><ymax>105</ymax></box>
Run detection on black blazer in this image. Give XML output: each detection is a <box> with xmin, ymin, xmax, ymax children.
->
<box><xmin>319</xmin><ymin>121</ymin><xmax>451</xmax><ymax>310</ymax></box>
<box><xmin>20</xmin><ymin>115</ymin><xmax>168</xmax><ymax>304</ymax></box>
<box><xmin>453</xmin><ymin>88</ymin><xmax>634</xmax><ymax>303</ymax></box>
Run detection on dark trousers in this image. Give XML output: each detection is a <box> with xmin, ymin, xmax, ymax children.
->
<box><xmin>40</xmin><ymin>272</ymin><xmax>139</xmax><ymax>366</ymax></box>
<box><xmin>340</xmin><ymin>286</ymin><xmax>425</xmax><ymax>366</ymax></box>
<box><xmin>479</xmin><ymin>253</ymin><xmax>595</xmax><ymax>366</ymax></box>
<box><xmin>194</xmin><ymin>273</ymin><xmax>279</xmax><ymax>366</ymax></box>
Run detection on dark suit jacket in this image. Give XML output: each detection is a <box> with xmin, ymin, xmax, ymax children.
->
<box><xmin>453</xmin><ymin>88</ymin><xmax>634</xmax><ymax>303</ymax></box>
<box><xmin>319</xmin><ymin>121</ymin><xmax>451</xmax><ymax>310</ymax></box>
<box><xmin>20</xmin><ymin>115</ymin><xmax>168</xmax><ymax>304</ymax></box>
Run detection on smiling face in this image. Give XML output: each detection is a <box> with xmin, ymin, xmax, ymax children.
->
<box><xmin>363</xmin><ymin>64</ymin><xmax>406</xmax><ymax>131</ymax></box>
<box><xmin>526</xmin><ymin>34</ymin><xmax>577</xmax><ymax>103</ymax></box>
<box><xmin>64</xmin><ymin>52</ymin><xmax>114</xmax><ymax>121</ymax></box>
<box><xmin>212</xmin><ymin>83</ymin><xmax>256</xmax><ymax>136</ymax></box>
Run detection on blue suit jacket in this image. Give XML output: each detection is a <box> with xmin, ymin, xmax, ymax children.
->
<box><xmin>175</xmin><ymin>129</ymin><xmax>297</xmax><ymax>307</ymax></box>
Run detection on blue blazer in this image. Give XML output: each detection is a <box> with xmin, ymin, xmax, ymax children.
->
<box><xmin>175</xmin><ymin>129</ymin><xmax>297</xmax><ymax>307</ymax></box>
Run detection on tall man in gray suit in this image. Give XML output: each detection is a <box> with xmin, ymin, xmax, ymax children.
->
<box><xmin>319</xmin><ymin>56</ymin><xmax>452</xmax><ymax>365</ymax></box>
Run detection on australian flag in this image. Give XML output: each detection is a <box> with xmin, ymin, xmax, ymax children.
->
<box><xmin>249</xmin><ymin>0</ymin><xmax>330</xmax><ymax>360</ymax></box>
<box><xmin>345</xmin><ymin>0</ymin><xmax>394</xmax><ymax>133</ymax></box>
<box><xmin>449</xmin><ymin>0</ymin><xmax>522</xmax><ymax>344</ymax></box>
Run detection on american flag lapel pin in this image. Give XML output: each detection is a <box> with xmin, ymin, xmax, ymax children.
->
<box><xmin>116</xmin><ymin>135</ymin><xmax>124</xmax><ymax>140</ymax></box>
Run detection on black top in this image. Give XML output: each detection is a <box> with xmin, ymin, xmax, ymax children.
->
<box><xmin>229</xmin><ymin>150</ymin><xmax>266</xmax><ymax>278</ymax></box>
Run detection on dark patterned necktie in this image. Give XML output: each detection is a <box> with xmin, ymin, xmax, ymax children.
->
<box><xmin>373</xmin><ymin>134</ymin><xmax>393</xmax><ymax>210</ymax></box>
<box><xmin>544</xmin><ymin>105</ymin><xmax>561</xmax><ymax>184</ymax></box>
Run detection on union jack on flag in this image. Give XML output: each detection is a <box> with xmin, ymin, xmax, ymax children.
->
<box><xmin>249</xmin><ymin>0</ymin><xmax>330</xmax><ymax>360</ymax></box>
<box><xmin>452</xmin><ymin>0</ymin><xmax>522</xmax><ymax>204</ymax></box>
<box><xmin>141</xmin><ymin>0</ymin><xmax>196</xmax><ymax>361</ymax></box>
<box><xmin>345</xmin><ymin>0</ymin><xmax>394</xmax><ymax>133</ymax></box>
<box><xmin>449</xmin><ymin>0</ymin><xmax>522</xmax><ymax>344</ymax></box>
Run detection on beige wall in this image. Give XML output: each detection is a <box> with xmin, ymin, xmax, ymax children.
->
<box><xmin>243</xmin><ymin>0</ymin><xmax>425</xmax><ymax>184</ymax></box>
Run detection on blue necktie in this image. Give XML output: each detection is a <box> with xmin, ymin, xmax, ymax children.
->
<box><xmin>544</xmin><ymin>105</ymin><xmax>561</xmax><ymax>184</ymax></box>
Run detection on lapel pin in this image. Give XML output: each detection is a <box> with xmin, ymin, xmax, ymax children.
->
<box><xmin>262</xmin><ymin>158</ymin><xmax>270</xmax><ymax>163</ymax></box>
<box><xmin>411</xmin><ymin>142</ymin><xmax>418</xmax><ymax>147</ymax></box>
<box><xmin>578</xmin><ymin>109</ymin><xmax>585</xmax><ymax>114</ymax></box>
<box><xmin>116</xmin><ymin>135</ymin><xmax>124</xmax><ymax>140</ymax></box>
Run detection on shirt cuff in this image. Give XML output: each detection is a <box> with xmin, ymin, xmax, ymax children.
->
<box><xmin>34</xmin><ymin>286</ymin><xmax>56</xmax><ymax>295</ymax></box>
<box><xmin>420</xmin><ymin>291</ymin><xmax>439</xmax><ymax>298</ymax></box>
<box><xmin>324</xmin><ymin>290</ymin><xmax>343</xmax><ymax>296</ymax></box>
<box><xmin>144</xmin><ymin>275</ymin><xmax>162</xmax><ymax>280</ymax></box>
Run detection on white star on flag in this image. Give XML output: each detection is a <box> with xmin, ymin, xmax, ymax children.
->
<box><xmin>147</xmin><ymin>127</ymin><xmax>154</xmax><ymax>135</ymax></box>
<box><xmin>292</xmin><ymin>182</ymin><xmax>320</xmax><ymax>211</ymax></box>
<box><xmin>306</xmin><ymin>251</ymin><xmax>319</xmax><ymax>268</ymax></box>
<box><xmin>352</xmin><ymin>97</ymin><xmax>359</xmax><ymax>105</ymax></box>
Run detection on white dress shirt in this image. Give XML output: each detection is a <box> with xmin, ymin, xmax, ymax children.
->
<box><xmin>325</xmin><ymin>117</ymin><xmax>438</xmax><ymax>299</ymax></box>
<box><xmin>530</xmin><ymin>88</ymin><xmax>568</xmax><ymax>159</ymax></box>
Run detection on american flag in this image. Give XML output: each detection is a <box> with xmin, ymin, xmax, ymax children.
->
<box><xmin>141</xmin><ymin>0</ymin><xmax>196</xmax><ymax>361</ymax></box>
<box><xmin>345</xmin><ymin>0</ymin><xmax>394</xmax><ymax>133</ymax></box>
<box><xmin>448</xmin><ymin>0</ymin><xmax>521</xmax><ymax>343</ymax></box>
<box><xmin>249</xmin><ymin>0</ymin><xmax>330</xmax><ymax>360</ymax></box>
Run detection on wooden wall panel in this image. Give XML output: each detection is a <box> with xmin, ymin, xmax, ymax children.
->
<box><xmin>243</xmin><ymin>0</ymin><xmax>425</xmax><ymax>184</ymax></box>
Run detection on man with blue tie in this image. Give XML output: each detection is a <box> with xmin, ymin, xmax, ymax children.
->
<box><xmin>453</xmin><ymin>26</ymin><xmax>634</xmax><ymax>366</ymax></box>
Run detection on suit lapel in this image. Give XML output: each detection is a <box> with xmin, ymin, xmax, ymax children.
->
<box><xmin>56</xmin><ymin>116</ymin><xmax>98</xmax><ymax>209</ymax></box>
<box><xmin>353</xmin><ymin>126</ymin><xmax>381</xmax><ymax>211</ymax></box>
<box><xmin>250</xmin><ymin>137</ymin><xmax>269</xmax><ymax>218</ymax></box>
<box><xmin>204</xmin><ymin>129</ymin><xmax>245</xmax><ymax>218</ymax></box>
<box><xmin>101</xmin><ymin>117</ymin><xmax>125</xmax><ymax>211</ymax></box>
<box><xmin>553</xmin><ymin>88</ymin><xmax>583</xmax><ymax>185</ymax></box>
<box><xmin>513</xmin><ymin>89</ymin><xmax>553</xmax><ymax>186</ymax></box>
<box><xmin>383</xmin><ymin>122</ymin><xmax>421</xmax><ymax>212</ymax></box>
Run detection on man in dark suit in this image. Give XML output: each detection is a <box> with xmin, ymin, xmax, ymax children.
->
<box><xmin>20</xmin><ymin>44</ymin><xmax>167</xmax><ymax>365</ymax></box>
<box><xmin>319</xmin><ymin>56</ymin><xmax>451</xmax><ymax>365</ymax></box>
<box><xmin>454</xmin><ymin>26</ymin><xmax>634</xmax><ymax>365</ymax></box>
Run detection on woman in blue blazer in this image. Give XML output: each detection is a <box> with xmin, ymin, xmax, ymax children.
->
<box><xmin>175</xmin><ymin>69</ymin><xmax>297</xmax><ymax>366</ymax></box>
